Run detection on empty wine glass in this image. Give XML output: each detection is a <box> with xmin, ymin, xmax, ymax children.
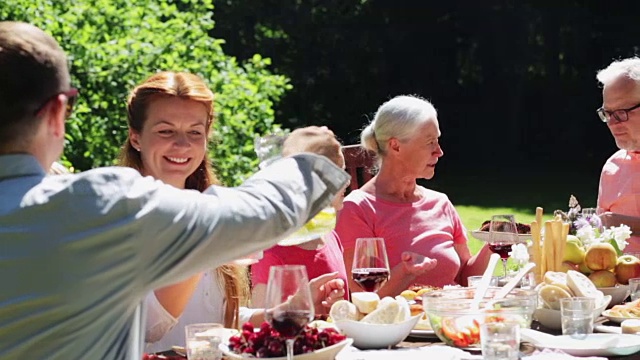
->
<box><xmin>254</xmin><ymin>131</ymin><xmax>289</xmax><ymax>169</ymax></box>
<box><xmin>487</xmin><ymin>215</ymin><xmax>520</xmax><ymax>278</ymax></box>
<box><xmin>351</xmin><ymin>237</ymin><xmax>390</xmax><ymax>292</ymax></box>
<box><xmin>265</xmin><ymin>265</ymin><xmax>315</xmax><ymax>360</ymax></box>
<box><xmin>254</xmin><ymin>132</ymin><xmax>336</xmax><ymax>246</ymax></box>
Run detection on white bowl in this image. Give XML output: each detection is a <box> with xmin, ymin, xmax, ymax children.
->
<box><xmin>534</xmin><ymin>295</ymin><xmax>612</xmax><ymax>330</ymax></box>
<box><xmin>334</xmin><ymin>314</ymin><xmax>421</xmax><ymax>349</ymax></box>
<box><xmin>600</xmin><ymin>285</ymin><xmax>630</xmax><ymax>307</ymax></box>
<box><xmin>220</xmin><ymin>338</ymin><xmax>353</xmax><ymax>360</ymax></box>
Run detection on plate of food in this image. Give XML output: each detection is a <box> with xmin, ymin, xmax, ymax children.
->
<box><xmin>400</xmin><ymin>285</ymin><xmax>438</xmax><ymax>337</ymax></box>
<box><xmin>408</xmin><ymin>329</ymin><xmax>437</xmax><ymax>338</ymax></box>
<box><xmin>221</xmin><ymin>322</ymin><xmax>352</xmax><ymax>359</ymax></box>
<box><xmin>221</xmin><ymin>339</ymin><xmax>352</xmax><ymax>360</ymax></box>
<box><xmin>471</xmin><ymin>231</ymin><xmax>531</xmax><ymax>243</ymax></box>
<box><xmin>471</xmin><ymin>220</ymin><xmax>531</xmax><ymax>242</ymax></box>
<box><xmin>602</xmin><ymin>310</ymin><xmax>640</xmax><ymax>324</ymax></box>
<box><xmin>602</xmin><ymin>299</ymin><xmax>640</xmax><ymax>323</ymax></box>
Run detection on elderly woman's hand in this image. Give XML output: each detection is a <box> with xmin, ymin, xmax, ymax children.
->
<box><xmin>401</xmin><ymin>251</ymin><xmax>437</xmax><ymax>276</ymax></box>
<box><xmin>308</xmin><ymin>271</ymin><xmax>345</xmax><ymax>313</ymax></box>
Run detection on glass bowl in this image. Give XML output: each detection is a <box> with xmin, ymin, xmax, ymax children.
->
<box><xmin>422</xmin><ymin>287</ymin><xmax>536</xmax><ymax>348</ymax></box>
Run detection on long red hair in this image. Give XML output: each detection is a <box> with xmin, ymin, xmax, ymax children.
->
<box><xmin>119</xmin><ymin>71</ymin><xmax>249</xmax><ymax>329</ymax></box>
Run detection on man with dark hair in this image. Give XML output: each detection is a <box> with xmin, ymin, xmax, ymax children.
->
<box><xmin>0</xmin><ymin>21</ymin><xmax>349</xmax><ymax>359</ymax></box>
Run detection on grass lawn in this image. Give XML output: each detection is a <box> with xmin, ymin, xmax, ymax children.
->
<box><xmin>456</xmin><ymin>205</ymin><xmax>551</xmax><ymax>276</ymax></box>
<box><xmin>424</xmin><ymin>169</ymin><xmax>599</xmax><ymax>256</ymax></box>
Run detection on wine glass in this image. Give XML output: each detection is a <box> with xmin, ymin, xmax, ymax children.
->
<box><xmin>265</xmin><ymin>265</ymin><xmax>315</xmax><ymax>360</ymax></box>
<box><xmin>487</xmin><ymin>215</ymin><xmax>522</xmax><ymax>279</ymax></box>
<box><xmin>351</xmin><ymin>237</ymin><xmax>390</xmax><ymax>292</ymax></box>
<box><xmin>254</xmin><ymin>132</ymin><xmax>336</xmax><ymax>247</ymax></box>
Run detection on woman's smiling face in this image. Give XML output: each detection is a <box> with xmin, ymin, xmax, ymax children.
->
<box><xmin>130</xmin><ymin>96</ymin><xmax>209</xmax><ymax>188</ymax></box>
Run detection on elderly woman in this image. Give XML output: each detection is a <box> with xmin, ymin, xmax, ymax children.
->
<box><xmin>335</xmin><ymin>95</ymin><xmax>492</xmax><ymax>296</ymax></box>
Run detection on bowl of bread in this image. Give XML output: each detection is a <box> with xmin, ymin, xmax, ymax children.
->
<box><xmin>329</xmin><ymin>292</ymin><xmax>421</xmax><ymax>349</ymax></box>
<box><xmin>534</xmin><ymin>270</ymin><xmax>612</xmax><ymax>330</ymax></box>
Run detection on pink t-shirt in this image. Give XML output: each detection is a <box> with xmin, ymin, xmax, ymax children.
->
<box><xmin>250</xmin><ymin>230</ymin><xmax>349</xmax><ymax>297</ymax></box>
<box><xmin>335</xmin><ymin>187</ymin><xmax>468</xmax><ymax>288</ymax></box>
<box><xmin>598</xmin><ymin>149</ymin><xmax>640</xmax><ymax>252</ymax></box>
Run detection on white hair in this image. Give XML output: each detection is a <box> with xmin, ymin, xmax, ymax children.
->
<box><xmin>596</xmin><ymin>57</ymin><xmax>640</xmax><ymax>86</ymax></box>
<box><xmin>361</xmin><ymin>95</ymin><xmax>437</xmax><ymax>156</ymax></box>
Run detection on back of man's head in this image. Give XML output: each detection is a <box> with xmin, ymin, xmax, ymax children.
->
<box><xmin>0</xmin><ymin>21</ymin><xmax>69</xmax><ymax>152</ymax></box>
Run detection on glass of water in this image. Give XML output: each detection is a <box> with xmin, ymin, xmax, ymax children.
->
<box><xmin>480</xmin><ymin>321</ymin><xmax>520</xmax><ymax>360</ymax></box>
<box><xmin>560</xmin><ymin>297</ymin><xmax>595</xmax><ymax>340</ymax></box>
<box><xmin>629</xmin><ymin>278</ymin><xmax>640</xmax><ymax>301</ymax></box>
<box><xmin>185</xmin><ymin>323</ymin><xmax>223</xmax><ymax>360</ymax></box>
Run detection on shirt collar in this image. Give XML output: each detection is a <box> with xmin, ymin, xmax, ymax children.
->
<box><xmin>0</xmin><ymin>154</ymin><xmax>47</xmax><ymax>180</ymax></box>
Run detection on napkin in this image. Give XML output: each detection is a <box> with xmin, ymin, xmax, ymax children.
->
<box><xmin>523</xmin><ymin>348</ymin><xmax>607</xmax><ymax>360</ymax></box>
<box><xmin>335</xmin><ymin>345</ymin><xmax>482</xmax><ymax>360</ymax></box>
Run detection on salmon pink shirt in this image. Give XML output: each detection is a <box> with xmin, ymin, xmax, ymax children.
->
<box><xmin>335</xmin><ymin>187</ymin><xmax>468</xmax><ymax>288</ymax></box>
<box><xmin>598</xmin><ymin>149</ymin><xmax>640</xmax><ymax>252</ymax></box>
<box><xmin>251</xmin><ymin>230</ymin><xmax>349</xmax><ymax>298</ymax></box>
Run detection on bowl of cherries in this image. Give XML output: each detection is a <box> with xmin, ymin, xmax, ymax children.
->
<box><xmin>222</xmin><ymin>322</ymin><xmax>352</xmax><ymax>359</ymax></box>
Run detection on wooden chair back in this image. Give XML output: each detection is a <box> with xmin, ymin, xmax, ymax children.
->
<box><xmin>342</xmin><ymin>144</ymin><xmax>376</xmax><ymax>193</ymax></box>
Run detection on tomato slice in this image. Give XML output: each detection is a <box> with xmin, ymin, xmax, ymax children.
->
<box><xmin>468</xmin><ymin>319</ymin><xmax>481</xmax><ymax>344</ymax></box>
<box><xmin>441</xmin><ymin>318</ymin><xmax>468</xmax><ymax>347</ymax></box>
<box><xmin>441</xmin><ymin>317</ymin><xmax>482</xmax><ymax>347</ymax></box>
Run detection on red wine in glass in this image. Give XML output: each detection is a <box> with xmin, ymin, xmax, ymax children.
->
<box><xmin>268</xmin><ymin>309</ymin><xmax>313</xmax><ymax>338</ymax></box>
<box><xmin>265</xmin><ymin>265</ymin><xmax>314</xmax><ymax>360</ymax></box>
<box><xmin>352</xmin><ymin>238</ymin><xmax>390</xmax><ymax>293</ymax></box>
<box><xmin>487</xmin><ymin>214</ymin><xmax>520</xmax><ymax>278</ymax></box>
<box><xmin>488</xmin><ymin>244</ymin><xmax>512</xmax><ymax>260</ymax></box>
<box><xmin>352</xmin><ymin>268</ymin><xmax>390</xmax><ymax>292</ymax></box>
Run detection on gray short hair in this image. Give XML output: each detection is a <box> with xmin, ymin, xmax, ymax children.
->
<box><xmin>361</xmin><ymin>95</ymin><xmax>437</xmax><ymax>156</ymax></box>
<box><xmin>596</xmin><ymin>57</ymin><xmax>640</xmax><ymax>86</ymax></box>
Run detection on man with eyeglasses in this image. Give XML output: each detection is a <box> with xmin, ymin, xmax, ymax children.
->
<box><xmin>0</xmin><ymin>21</ymin><xmax>349</xmax><ymax>359</ymax></box>
<box><xmin>596</xmin><ymin>57</ymin><xmax>640</xmax><ymax>252</ymax></box>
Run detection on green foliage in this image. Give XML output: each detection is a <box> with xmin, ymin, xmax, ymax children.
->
<box><xmin>1</xmin><ymin>0</ymin><xmax>291</xmax><ymax>186</ymax></box>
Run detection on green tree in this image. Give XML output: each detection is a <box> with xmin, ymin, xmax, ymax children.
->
<box><xmin>1</xmin><ymin>0</ymin><xmax>291</xmax><ymax>186</ymax></box>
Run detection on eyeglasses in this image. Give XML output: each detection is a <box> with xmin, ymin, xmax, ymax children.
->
<box><xmin>596</xmin><ymin>102</ymin><xmax>640</xmax><ymax>123</ymax></box>
<box><xmin>34</xmin><ymin>88</ymin><xmax>79</xmax><ymax>119</ymax></box>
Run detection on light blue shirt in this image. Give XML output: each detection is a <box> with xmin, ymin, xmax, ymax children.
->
<box><xmin>0</xmin><ymin>153</ymin><xmax>349</xmax><ymax>360</ymax></box>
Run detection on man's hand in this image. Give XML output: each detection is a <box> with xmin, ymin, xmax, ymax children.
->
<box><xmin>401</xmin><ymin>251</ymin><xmax>437</xmax><ymax>276</ymax></box>
<box><xmin>308</xmin><ymin>272</ymin><xmax>345</xmax><ymax>313</ymax></box>
<box><xmin>282</xmin><ymin>126</ymin><xmax>342</xmax><ymax>165</ymax></box>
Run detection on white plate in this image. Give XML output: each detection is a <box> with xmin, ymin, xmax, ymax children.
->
<box><xmin>470</xmin><ymin>230</ymin><xmax>530</xmax><ymax>243</ymax></box>
<box><xmin>527</xmin><ymin>333</ymin><xmax>640</xmax><ymax>357</ymax></box>
<box><xmin>602</xmin><ymin>309</ymin><xmax>640</xmax><ymax>324</ymax></box>
<box><xmin>595</xmin><ymin>324</ymin><xmax>622</xmax><ymax>334</ymax></box>
<box><xmin>408</xmin><ymin>329</ymin><xmax>437</xmax><ymax>338</ymax></box>
<box><xmin>220</xmin><ymin>338</ymin><xmax>352</xmax><ymax>360</ymax></box>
